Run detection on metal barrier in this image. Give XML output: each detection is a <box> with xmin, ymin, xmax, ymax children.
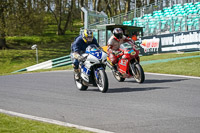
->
<box><xmin>12</xmin><ymin>55</ymin><xmax>72</xmax><ymax>73</ymax></box>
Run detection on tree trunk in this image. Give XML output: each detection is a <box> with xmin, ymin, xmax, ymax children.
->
<box><xmin>97</xmin><ymin>0</ymin><xmax>101</xmax><ymax>12</ymax></box>
<box><xmin>0</xmin><ymin>34</ymin><xmax>7</xmax><ymax>49</ymax></box>
<box><xmin>0</xmin><ymin>3</ymin><xmax>8</xmax><ymax>49</ymax></box>
<box><xmin>136</xmin><ymin>0</ymin><xmax>142</xmax><ymax>8</ymax></box>
<box><xmin>46</xmin><ymin>0</ymin><xmax>50</xmax><ymax>12</ymax></box>
<box><xmin>110</xmin><ymin>0</ymin><xmax>115</xmax><ymax>16</ymax></box>
<box><xmin>55</xmin><ymin>0</ymin><xmax>63</xmax><ymax>35</ymax></box>
<box><xmin>114</xmin><ymin>0</ymin><xmax>118</xmax><ymax>15</ymax></box>
<box><xmin>63</xmin><ymin>0</ymin><xmax>74</xmax><ymax>34</ymax></box>
<box><xmin>85</xmin><ymin>0</ymin><xmax>88</xmax><ymax>8</ymax></box>
<box><xmin>80</xmin><ymin>0</ymin><xmax>84</xmax><ymax>22</ymax></box>
<box><xmin>118</xmin><ymin>0</ymin><xmax>121</xmax><ymax>14</ymax></box>
<box><xmin>104</xmin><ymin>0</ymin><xmax>112</xmax><ymax>17</ymax></box>
<box><xmin>125</xmin><ymin>0</ymin><xmax>131</xmax><ymax>14</ymax></box>
<box><xmin>27</xmin><ymin>0</ymin><xmax>32</xmax><ymax>11</ymax></box>
<box><xmin>92</xmin><ymin>0</ymin><xmax>97</xmax><ymax>10</ymax></box>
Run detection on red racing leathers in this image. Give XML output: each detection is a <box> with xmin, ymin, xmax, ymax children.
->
<box><xmin>107</xmin><ymin>35</ymin><xmax>137</xmax><ymax>65</ymax></box>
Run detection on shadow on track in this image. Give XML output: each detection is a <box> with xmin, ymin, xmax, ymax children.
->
<box><xmin>107</xmin><ymin>87</ymin><xmax>168</xmax><ymax>93</ymax></box>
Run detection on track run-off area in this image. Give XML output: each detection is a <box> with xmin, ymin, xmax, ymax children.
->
<box><xmin>0</xmin><ymin>71</ymin><xmax>200</xmax><ymax>133</ymax></box>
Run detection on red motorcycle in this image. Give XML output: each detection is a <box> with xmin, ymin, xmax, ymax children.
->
<box><xmin>107</xmin><ymin>42</ymin><xmax>145</xmax><ymax>83</ymax></box>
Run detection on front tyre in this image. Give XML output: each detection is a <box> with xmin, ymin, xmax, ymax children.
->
<box><xmin>96</xmin><ymin>69</ymin><xmax>109</xmax><ymax>93</ymax></box>
<box><xmin>131</xmin><ymin>63</ymin><xmax>145</xmax><ymax>83</ymax></box>
<box><xmin>74</xmin><ymin>74</ymin><xmax>88</xmax><ymax>91</ymax></box>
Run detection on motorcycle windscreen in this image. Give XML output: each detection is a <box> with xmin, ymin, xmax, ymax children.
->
<box><xmin>118</xmin><ymin>59</ymin><xmax>129</xmax><ymax>75</ymax></box>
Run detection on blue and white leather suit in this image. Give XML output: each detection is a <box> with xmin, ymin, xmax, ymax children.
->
<box><xmin>71</xmin><ymin>35</ymin><xmax>99</xmax><ymax>69</ymax></box>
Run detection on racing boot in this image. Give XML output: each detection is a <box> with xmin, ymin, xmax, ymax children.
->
<box><xmin>112</xmin><ymin>64</ymin><xmax>117</xmax><ymax>72</ymax></box>
<box><xmin>74</xmin><ymin>69</ymin><xmax>80</xmax><ymax>80</ymax></box>
<box><xmin>107</xmin><ymin>60</ymin><xmax>117</xmax><ymax>72</ymax></box>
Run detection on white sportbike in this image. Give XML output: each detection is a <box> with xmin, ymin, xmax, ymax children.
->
<box><xmin>74</xmin><ymin>44</ymin><xmax>109</xmax><ymax>93</ymax></box>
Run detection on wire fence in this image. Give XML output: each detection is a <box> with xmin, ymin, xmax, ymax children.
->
<box><xmin>84</xmin><ymin>0</ymin><xmax>200</xmax><ymax>37</ymax></box>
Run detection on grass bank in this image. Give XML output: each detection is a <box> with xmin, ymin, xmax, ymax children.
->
<box><xmin>6</xmin><ymin>21</ymin><xmax>82</xmax><ymax>50</ymax></box>
<box><xmin>142</xmin><ymin>57</ymin><xmax>200</xmax><ymax>77</ymax></box>
<box><xmin>0</xmin><ymin>49</ymin><xmax>71</xmax><ymax>75</ymax></box>
<box><xmin>140</xmin><ymin>52</ymin><xmax>200</xmax><ymax>77</ymax></box>
<box><xmin>1</xmin><ymin>22</ymin><xmax>82</xmax><ymax>75</ymax></box>
<box><xmin>6</xmin><ymin>33</ymin><xmax>76</xmax><ymax>50</ymax></box>
<box><xmin>0</xmin><ymin>113</ymin><xmax>92</xmax><ymax>133</ymax></box>
<box><xmin>140</xmin><ymin>51</ymin><xmax>200</xmax><ymax>61</ymax></box>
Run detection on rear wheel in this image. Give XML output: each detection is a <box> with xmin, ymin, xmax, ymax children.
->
<box><xmin>96</xmin><ymin>69</ymin><xmax>108</xmax><ymax>93</ymax></box>
<box><xmin>130</xmin><ymin>63</ymin><xmax>145</xmax><ymax>83</ymax></box>
<box><xmin>74</xmin><ymin>74</ymin><xmax>88</xmax><ymax>91</ymax></box>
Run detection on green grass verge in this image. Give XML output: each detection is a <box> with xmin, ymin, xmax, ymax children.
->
<box><xmin>6</xmin><ymin>34</ymin><xmax>77</xmax><ymax>50</ymax></box>
<box><xmin>1</xmin><ymin>21</ymin><xmax>81</xmax><ymax>75</ymax></box>
<box><xmin>0</xmin><ymin>49</ymin><xmax>71</xmax><ymax>75</ymax></box>
<box><xmin>140</xmin><ymin>51</ymin><xmax>200</xmax><ymax>61</ymax></box>
<box><xmin>142</xmin><ymin>57</ymin><xmax>200</xmax><ymax>77</ymax></box>
<box><xmin>6</xmin><ymin>21</ymin><xmax>82</xmax><ymax>50</ymax></box>
<box><xmin>140</xmin><ymin>51</ymin><xmax>200</xmax><ymax>77</ymax></box>
<box><xmin>0</xmin><ymin>113</ymin><xmax>92</xmax><ymax>133</ymax></box>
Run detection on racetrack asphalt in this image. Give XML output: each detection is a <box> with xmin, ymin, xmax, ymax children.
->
<box><xmin>0</xmin><ymin>71</ymin><xmax>200</xmax><ymax>133</ymax></box>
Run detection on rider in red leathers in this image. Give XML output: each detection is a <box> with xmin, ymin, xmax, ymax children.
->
<box><xmin>107</xmin><ymin>28</ymin><xmax>138</xmax><ymax>70</ymax></box>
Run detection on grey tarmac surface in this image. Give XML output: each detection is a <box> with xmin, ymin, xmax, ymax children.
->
<box><xmin>0</xmin><ymin>71</ymin><xmax>200</xmax><ymax>133</ymax></box>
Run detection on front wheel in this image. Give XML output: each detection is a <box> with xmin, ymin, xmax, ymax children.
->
<box><xmin>130</xmin><ymin>63</ymin><xmax>145</xmax><ymax>83</ymax></box>
<box><xmin>74</xmin><ymin>74</ymin><xmax>88</xmax><ymax>91</ymax></box>
<box><xmin>95</xmin><ymin>69</ymin><xmax>109</xmax><ymax>93</ymax></box>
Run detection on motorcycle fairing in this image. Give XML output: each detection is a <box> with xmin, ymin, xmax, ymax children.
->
<box><xmin>80</xmin><ymin>65</ymin><xmax>91</xmax><ymax>82</ymax></box>
<box><xmin>80</xmin><ymin>45</ymin><xmax>107</xmax><ymax>84</ymax></box>
<box><xmin>81</xmin><ymin>65</ymin><xmax>91</xmax><ymax>76</ymax></box>
<box><xmin>128</xmin><ymin>49</ymin><xmax>136</xmax><ymax>55</ymax></box>
<box><xmin>118</xmin><ymin>58</ymin><xmax>129</xmax><ymax>76</ymax></box>
<box><xmin>90</xmin><ymin>50</ymin><xmax>102</xmax><ymax>59</ymax></box>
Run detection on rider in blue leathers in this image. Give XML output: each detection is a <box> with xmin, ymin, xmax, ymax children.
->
<box><xmin>71</xmin><ymin>29</ymin><xmax>100</xmax><ymax>80</ymax></box>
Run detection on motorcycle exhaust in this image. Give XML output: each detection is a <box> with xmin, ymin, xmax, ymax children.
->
<box><xmin>82</xmin><ymin>80</ymin><xmax>89</xmax><ymax>86</ymax></box>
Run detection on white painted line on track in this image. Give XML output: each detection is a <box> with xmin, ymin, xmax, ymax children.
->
<box><xmin>0</xmin><ymin>109</ymin><xmax>114</xmax><ymax>133</ymax></box>
<box><xmin>145</xmin><ymin>72</ymin><xmax>200</xmax><ymax>79</ymax></box>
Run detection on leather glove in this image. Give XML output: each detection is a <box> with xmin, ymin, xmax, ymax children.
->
<box><xmin>99</xmin><ymin>47</ymin><xmax>103</xmax><ymax>51</ymax></box>
<box><xmin>73</xmin><ymin>52</ymin><xmax>80</xmax><ymax>59</ymax></box>
<box><xmin>77</xmin><ymin>56</ymin><xmax>85</xmax><ymax>62</ymax></box>
<box><xmin>112</xmin><ymin>50</ymin><xmax>121</xmax><ymax>55</ymax></box>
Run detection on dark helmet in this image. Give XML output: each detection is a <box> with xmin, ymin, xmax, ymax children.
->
<box><xmin>82</xmin><ymin>29</ymin><xmax>93</xmax><ymax>43</ymax></box>
<box><xmin>113</xmin><ymin>28</ymin><xmax>123</xmax><ymax>39</ymax></box>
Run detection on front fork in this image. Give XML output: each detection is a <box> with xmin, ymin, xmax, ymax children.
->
<box><xmin>129</xmin><ymin>62</ymin><xmax>137</xmax><ymax>76</ymax></box>
<box><xmin>94</xmin><ymin>67</ymin><xmax>104</xmax><ymax>83</ymax></box>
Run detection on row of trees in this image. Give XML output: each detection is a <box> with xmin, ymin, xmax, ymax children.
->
<box><xmin>0</xmin><ymin>0</ymin><xmax>154</xmax><ymax>49</ymax></box>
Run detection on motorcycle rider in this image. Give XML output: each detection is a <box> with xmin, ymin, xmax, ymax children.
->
<box><xmin>71</xmin><ymin>29</ymin><xmax>100</xmax><ymax>80</ymax></box>
<box><xmin>107</xmin><ymin>28</ymin><xmax>136</xmax><ymax>69</ymax></box>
